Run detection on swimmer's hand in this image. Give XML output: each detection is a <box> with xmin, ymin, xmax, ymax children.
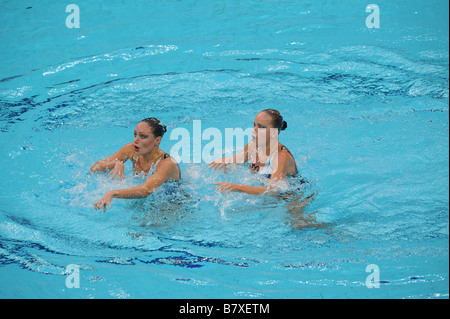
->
<box><xmin>94</xmin><ymin>191</ymin><xmax>114</xmax><ymax>212</ymax></box>
<box><xmin>208</xmin><ymin>157</ymin><xmax>231</xmax><ymax>174</ymax></box>
<box><xmin>214</xmin><ymin>182</ymin><xmax>241</xmax><ymax>196</ymax></box>
<box><xmin>107</xmin><ymin>161</ymin><xmax>125</xmax><ymax>181</ymax></box>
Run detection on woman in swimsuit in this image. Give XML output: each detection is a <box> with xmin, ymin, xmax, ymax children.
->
<box><xmin>209</xmin><ymin>109</ymin><xmax>298</xmax><ymax>195</ymax></box>
<box><xmin>91</xmin><ymin>117</ymin><xmax>181</xmax><ymax>212</ymax></box>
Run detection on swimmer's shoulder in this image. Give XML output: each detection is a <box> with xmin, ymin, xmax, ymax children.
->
<box><xmin>279</xmin><ymin>144</ymin><xmax>294</xmax><ymax>159</ymax></box>
<box><xmin>279</xmin><ymin>144</ymin><xmax>298</xmax><ymax>175</ymax></box>
<box><xmin>121</xmin><ymin>142</ymin><xmax>136</xmax><ymax>160</ymax></box>
<box><xmin>156</xmin><ymin>152</ymin><xmax>181</xmax><ymax>177</ymax></box>
<box><xmin>275</xmin><ymin>146</ymin><xmax>292</xmax><ymax>167</ymax></box>
<box><xmin>159</xmin><ymin>152</ymin><xmax>179</xmax><ymax>168</ymax></box>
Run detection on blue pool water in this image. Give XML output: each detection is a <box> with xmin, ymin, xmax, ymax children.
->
<box><xmin>0</xmin><ymin>0</ymin><xmax>448</xmax><ymax>299</ymax></box>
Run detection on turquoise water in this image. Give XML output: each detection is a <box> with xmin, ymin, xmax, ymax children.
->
<box><xmin>0</xmin><ymin>0</ymin><xmax>448</xmax><ymax>299</ymax></box>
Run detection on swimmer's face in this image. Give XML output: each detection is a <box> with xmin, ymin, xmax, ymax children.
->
<box><xmin>253</xmin><ymin>111</ymin><xmax>278</xmax><ymax>146</ymax></box>
<box><xmin>133</xmin><ymin>122</ymin><xmax>161</xmax><ymax>155</ymax></box>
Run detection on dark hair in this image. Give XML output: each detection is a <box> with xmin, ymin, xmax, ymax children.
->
<box><xmin>140</xmin><ymin>117</ymin><xmax>167</xmax><ymax>138</ymax></box>
<box><xmin>262</xmin><ymin>109</ymin><xmax>287</xmax><ymax>132</ymax></box>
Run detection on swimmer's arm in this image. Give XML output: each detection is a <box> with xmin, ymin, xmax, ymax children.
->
<box><xmin>214</xmin><ymin>151</ymin><xmax>289</xmax><ymax>195</ymax></box>
<box><xmin>90</xmin><ymin>143</ymin><xmax>134</xmax><ymax>173</ymax></box>
<box><xmin>215</xmin><ymin>180</ymin><xmax>280</xmax><ymax>196</ymax></box>
<box><xmin>209</xmin><ymin>142</ymin><xmax>252</xmax><ymax>172</ymax></box>
<box><xmin>228</xmin><ymin>141</ymin><xmax>254</xmax><ymax>163</ymax></box>
<box><xmin>109</xmin><ymin>158</ymin><xmax>176</xmax><ymax>198</ymax></box>
<box><xmin>94</xmin><ymin>155</ymin><xmax>177</xmax><ymax>211</ymax></box>
<box><xmin>232</xmin><ymin>142</ymin><xmax>252</xmax><ymax>164</ymax></box>
<box><xmin>214</xmin><ymin>182</ymin><xmax>271</xmax><ymax>195</ymax></box>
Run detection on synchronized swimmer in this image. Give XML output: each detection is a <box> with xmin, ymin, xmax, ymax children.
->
<box><xmin>91</xmin><ymin>117</ymin><xmax>180</xmax><ymax>212</ymax></box>
<box><xmin>209</xmin><ymin>109</ymin><xmax>298</xmax><ymax>195</ymax></box>
<box><xmin>90</xmin><ymin>110</ymin><xmax>298</xmax><ymax>211</ymax></box>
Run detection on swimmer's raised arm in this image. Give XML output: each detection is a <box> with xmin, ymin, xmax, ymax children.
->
<box><xmin>94</xmin><ymin>156</ymin><xmax>177</xmax><ymax>212</ymax></box>
<box><xmin>214</xmin><ymin>149</ymin><xmax>290</xmax><ymax>196</ymax></box>
<box><xmin>208</xmin><ymin>141</ymin><xmax>254</xmax><ymax>173</ymax></box>
<box><xmin>89</xmin><ymin>143</ymin><xmax>134</xmax><ymax>179</ymax></box>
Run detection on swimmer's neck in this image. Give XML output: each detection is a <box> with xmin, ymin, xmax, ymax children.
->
<box><xmin>141</xmin><ymin>147</ymin><xmax>163</xmax><ymax>164</ymax></box>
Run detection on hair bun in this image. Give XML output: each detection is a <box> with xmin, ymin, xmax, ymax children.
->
<box><xmin>281</xmin><ymin>120</ymin><xmax>287</xmax><ymax>131</ymax></box>
<box><xmin>141</xmin><ymin>117</ymin><xmax>167</xmax><ymax>138</ymax></box>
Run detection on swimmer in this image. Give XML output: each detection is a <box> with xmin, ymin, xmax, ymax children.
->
<box><xmin>209</xmin><ymin>109</ymin><xmax>298</xmax><ymax>195</ymax></box>
<box><xmin>90</xmin><ymin>118</ymin><xmax>181</xmax><ymax>212</ymax></box>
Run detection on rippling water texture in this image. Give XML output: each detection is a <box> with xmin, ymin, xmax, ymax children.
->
<box><xmin>0</xmin><ymin>0</ymin><xmax>448</xmax><ymax>298</ymax></box>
